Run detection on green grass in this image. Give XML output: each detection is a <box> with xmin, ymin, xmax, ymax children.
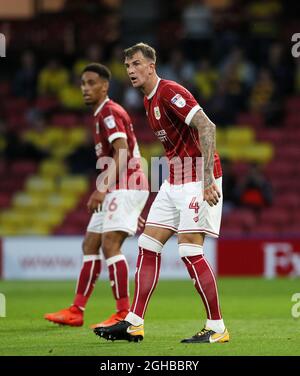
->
<box><xmin>0</xmin><ymin>278</ymin><xmax>299</xmax><ymax>356</ymax></box>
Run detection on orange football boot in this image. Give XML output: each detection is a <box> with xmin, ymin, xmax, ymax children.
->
<box><xmin>90</xmin><ymin>310</ymin><xmax>128</xmax><ymax>329</ymax></box>
<box><xmin>44</xmin><ymin>305</ymin><xmax>83</xmax><ymax>327</ymax></box>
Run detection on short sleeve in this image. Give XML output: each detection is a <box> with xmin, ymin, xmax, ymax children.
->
<box><xmin>161</xmin><ymin>83</ymin><xmax>201</xmax><ymax>126</ymax></box>
<box><xmin>101</xmin><ymin>109</ymin><xmax>128</xmax><ymax>144</ymax></box>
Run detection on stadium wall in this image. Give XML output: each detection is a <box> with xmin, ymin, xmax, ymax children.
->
<box><xmin>0</xmin><ymin>236</ymin><xmax>299</xmax><ymax>279</ymax></box>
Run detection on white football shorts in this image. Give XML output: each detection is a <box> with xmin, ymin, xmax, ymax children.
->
<box><xmin>87</xmin><ymin>189</ymin><xmax>149</xmax><ymax>236</ymax></box>
<box><xmin>146</xmin><ymin>177</ymin><xmax>222</xmax><ymax>237</ymax></box>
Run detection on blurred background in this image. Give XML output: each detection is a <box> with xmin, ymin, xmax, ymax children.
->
<box><xmin>0</xmin><ymin>0</ymin><xmax>300</xmax><ymax>278</ymax></box>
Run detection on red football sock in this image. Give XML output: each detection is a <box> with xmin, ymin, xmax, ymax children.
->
<box><xmin>107</xmin><ymin>255</ymin><xmax>130</xmax><ymax>312</ymax></box>
<box><xmin>73</xmin><ymin>255</ymin><xmax>101</xmax><ymax>310</ymax></box>
<box><xmin>182</xmin><ymin>255</ymin><xmax>222</xmax><ymax>320</ymax></box>
<box><xmin>131</xmin><ymin>248</ymin><xmax>161</xmax><ymax>318</ymax></box>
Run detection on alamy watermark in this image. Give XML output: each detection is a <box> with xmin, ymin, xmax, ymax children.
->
<box><xmin>291</xmin><ymin>33</ymin><xmax>300</xmax><ymax>58</ymax></box>
<box><xmin>291</xmin><ymin>293</ymin><xmax>300</xmax><ymax>318</ymax></box>
<box><xmin>0</xmin><ymin>33</ymin><xmax>6</xmax><ymax>57</ymax></box>
<box><xmin>0</xmin><ymin>293</ymin><xmax>6</xmax><ymax>317</ymax></box>
<box><xmin>95</xmin><ymin>152</ymin><xmax>204</xmax><ymax>193</ymax></box>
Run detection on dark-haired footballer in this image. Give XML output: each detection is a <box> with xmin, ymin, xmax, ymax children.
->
<box><xmin>45</xmin><ymin>63</ymin><xmax>149</xmax><ymax>329</ymax></box>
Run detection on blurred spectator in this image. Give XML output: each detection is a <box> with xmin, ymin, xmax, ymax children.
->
<box><xmin>58</xmin><ymin>75</ymin><xmax>85</xmax><ymax>110</ymax></box>
<box><xmin>295</xmin><ymin>58</ymin><xmax>300</xmax><ymax>94</ymax></box>
<box><xmin>267</xmin><ymin>42</ymin><xmax>293</xmax><ymax>95</ymax></box>
<box><xmin>220</xmin><ymin>47</ymin><xmax>256</xmax><ymax>89</ymax></box>
<box><xmin>107</xmin><ymin>44</ymin><xmax>127</xmax><ymax>83</ymax></box>
<box><xmin>38</xmin><ymin>59</ymin><xmax>69</xmax><ymax>96</ymax></box>
<box><xmin>123</xmin><ymin>83</ymin><xmax>144</xmax><ymax>113</ymax></box>
<box><xmin>206</xmin><ymin>79</ymin><xmax>240</xmax><ymax>125</ymax></box>
<box><xmin>249</xmin><ymin>68</ymin><xmax>274</xmax><ymax>112</ymax></box>
<box><xmin>13</xmin><ymin>51</ymin><xmax>37</xmax><ymax>100</ymax></box>
<box><xmin>0</xmin><ymin>119</ymin><xmax>49</xmax><ymax>162</ymax></box>
<box><xmin>73</xmin><ymin>44</ymin><xmax>103</xmax><ymax>77</ymax></box>
<box><xmin>193</xmin><ymin>58</ymin><xmax>218</xmax><ymax>101</ymax></box>
<box><xmin>66</xmin><ymin>131</ymin><xmax>96</xmax><ymax>175</ymax></box>
<box><xmin>182</xmin><ymin>0</ymin><xmax>213</xmax><ymax>59</ymax></box>
<box><xmin>246</xmin><ymin>0</ymin><xmax>282</xmax><ymax>60</ymax></box>
<box><xmin>107</xmin><ymin>44</ymin><xmax>127</xmax><ymax>102</ymax></box>
<box><xmin>221</xmin><ymin>158</ymin><xmax>238</xmax><ymax>213</ymax></box>
<box><xmin>159</xmin><ymin>49</ymin><xmax>194</xmax><ymax>90</ymax></box>
<box><xmin>236</xmin><ymin>163</ymin><xmax>273</xmax><ymax>210</ymax></box>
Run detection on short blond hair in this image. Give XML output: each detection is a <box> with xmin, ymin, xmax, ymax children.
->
<box><xmin>124</xmin><ymin>42</ymin><xmax>156</xmax><ymax>63</ymax></box>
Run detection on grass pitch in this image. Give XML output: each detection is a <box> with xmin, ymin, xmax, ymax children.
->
<box><xmin>0</xmin><ymin>278</ymin><xmax>299</xmax><ymax>356</ymax></box>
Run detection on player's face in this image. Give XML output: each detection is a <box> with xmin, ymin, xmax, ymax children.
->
<box><xmin>124</xmin><ymin>51</ymin><xmax>155</xmax><ymax>89</ymax></box>
<box><xmin>80</xmin><ymin>71</ymin><xmax>108</xmax><ymax>105</ymax></box>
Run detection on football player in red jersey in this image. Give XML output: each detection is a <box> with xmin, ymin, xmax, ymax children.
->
<box><xmin>45</xmin><ymin>63</ymin><xmax>149</xmax><ymax>328</ymax></box>
<box><xmin>95</xmin><ymin>44</ymin><xmax>229</xmax><ymax>344</ymax></box>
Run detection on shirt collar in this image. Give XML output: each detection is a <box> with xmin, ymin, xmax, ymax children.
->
<box><xmin>94</xmin><ymin>97</ymin><xmax>110</xmax><ymax>116</ymax></box>
<box><xmin>146</xmin><ymin>78</ymin><xmax>161</xmax><ymax>99</ymax></box>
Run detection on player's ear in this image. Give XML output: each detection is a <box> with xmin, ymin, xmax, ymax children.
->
<box><xmin>102</xmin><ymin>79</ymin><xmax>109</xmax><ymax>92</ymax></box>
<box><xmin>149</xmin><ymin>62</ymin><xmax>155</xmax><ymax>75</ymax></box>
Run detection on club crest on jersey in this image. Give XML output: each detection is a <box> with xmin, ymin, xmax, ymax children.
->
<box><xmin>154</xmin><ymin>106</ymin><xmax>161</xmax><ymax>120</ymax></box>
<box><xmin>104</xmin><ymin>115</ymin><xmax>116</xmax><ymax>129</ymax></box>
<box><xmin>171</xmin><ymin>94</ymin><xmax>186</xmax><ymax>108</ymax></box>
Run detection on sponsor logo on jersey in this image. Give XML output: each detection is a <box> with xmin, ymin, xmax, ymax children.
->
<box><xmin>154</xmin><ymin>106</ymin><xmax>161</xmax><ymax>120</ymax></box>
<box><xmin>171</xmin><ymin>93</ymin><xmax>186</xmax><ymax>108</ymax></box>
<box><xmin>104</xmin><ymin>115</ymin><xmax>116</xmax><ymax>129</ymax></box>
<box><xmin>155</xmin><ymin>129</ymin><xmax>167</xmax><ymax>142</ymax></box>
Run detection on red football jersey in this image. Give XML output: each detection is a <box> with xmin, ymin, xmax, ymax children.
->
<box><xmin>93</xmin><ymin>97</ymin><xmax>148</xmax><ymax>191</ymax></box>
<box><xmin>144</xmin><ymin>79</ymin><xmax>222</xmax><ymax>184</ymax></box>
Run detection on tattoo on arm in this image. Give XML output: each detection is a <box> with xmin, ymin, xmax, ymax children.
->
<box><xmin>190</xmin><ymin>110</ymin><xmax>216</xmax><ymax>188</ymax></box>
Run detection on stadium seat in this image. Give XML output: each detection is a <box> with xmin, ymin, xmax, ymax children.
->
<box><xmin>284</xmin><ymin>114</ymin><xmax>300</xmax><ymax>128</ymax></box>
<box><xmin>34</xmin><ymin>96</ymin><xmax>59</xmax><ymax>111</ymax></box>
<box><xmin>0</xmin><ymin>192</ymin><xmax>12</xmax><ymax>208</ymax></box>
<box><xmin>220</xmin><ymin>222</ymin><xmax>245</xmax><ymax>236</ymax></box>
<box><xmin>10</xmin><ymin>161</ymin><xmax>37</xmax><ymax>176</ymax></box>
<box><xmin>236</xmin><ymin>113</ymin><xmax>264</xmax><ymax>128</ymax></box>
<box><xmin>47</xmin><ymin>194</ymin><xmax>78</xmax><ymax>211</ymax></box>
<box><xmin>241</xmin><ymin>143</ymin><xmax>273</xmax><ymax>164</ymax></box>
<box><xmin>34</xmin><ymin>210</ymin><xmax>64</xmax><ymax>227</ymax></box>
<box><xmin>276</xmin><ymin>193</ymin><xmax>299</xmax><ymax>206</ymax></box>
<box><xmin>64</xmin><ymin>210</ymin><xmax>90</xmax><ymax>227</ymax></box>
<box><xmin>26</xmin><ymin>176</ymin><xmax>56</xmax><ymax>194</ymax></box>
<box><xmin>51</xmin><ymin>114</ymin><xmax>80</xmax><ymax>128</ymax></box>
<box><xmin>43</xmin><ymin>127</ymin><xmax>66</xmax><ymax>147</ymax></box>
<box><xmin>259</xmin><ymin>208</ymin><xmax>291</xmax><ymax>226</ymax></box>
<box><xmin>0</xmin><ymin>210</ymin><xmax>29</xmax><ymax>227</ymax></box>
<box><xmin>0</xmin><ymin>224</ymin><xmax>21</xmax><ymax>236</ymax></box>
<box><xmin>225</xmin><ymin>127</ymin><xmax>255</xmax><ymax>145</ymax></box>
<box><xmin>13</xmin><ymin>192</ymin><xmax>46</xmax><ymax>210</ymax></box>
<box><xmin>67</xmin><ymin>127</ymin><xmax>87</xmax><ymax>147</ymax></box>
<box><xmin>19</xmin><ymin>224</ymin><xmax>51</xmax><ymax>236</ymax></box>
<box><xmin>285</xmin><ymin>96</ymin><xmax>300</xmax><ymax>113</ymax></box>
<box><xmin>223</xmin><ymin>209</ymin><xmax>256</xmax><ymax>231</ymax></box>
<box><xmin>59</xmin><ymin>175</ymin><xmax>89</xmax><ymax>195</ymax></box>
<box><xmin>254</xmin><ymin>223</ymin><xmax>277</xmax><ymax>235</ymax></box>
<box><xmin>39</xmin><ymin>159</ymin><xmax>66</xmax><ymax>178</ymax></box>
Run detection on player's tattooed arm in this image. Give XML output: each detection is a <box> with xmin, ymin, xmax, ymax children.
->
<box><xmin>190</xmin><ymin>110</ymin><xmax>215</xmax><ymax>187</ymax></box>
<box><xmin>190</xmin><ymin>109</ymin><xmax>220</xmax><ymax>206</ymax></box>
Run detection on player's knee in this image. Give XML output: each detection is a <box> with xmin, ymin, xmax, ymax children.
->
<box><xmin>138</xmin><ymin>233</ymin><xmax>163</xmax><ymax>253</ymax></box>
<box><xmin>178</xmin><ymin>243</ymin><xmax>203</xmax><ymax>258</ymax></box>
<box><xmin>102</xmin><ymin>233</ymin><xmax>121</xmax><ymax>257</ymax></box>
<box><xmin>82</xmin><ymin>237</ymin><xmax>100</xmax><ymax>255</ymax></box>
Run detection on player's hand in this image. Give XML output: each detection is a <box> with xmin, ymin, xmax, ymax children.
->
<box><xmin>203</xmin><ymin>180</ymin><xmax>221</xmax><ymax>207</ymax></box>
<box><xmin>137</xmin><ymin>215</ymin><xmax>146</xmax><ymax>231</ymax></box>
<box><xmin>87</xmin><ymin>190</ymin><xmax>106</xmax><ymax>213</ymax></box>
